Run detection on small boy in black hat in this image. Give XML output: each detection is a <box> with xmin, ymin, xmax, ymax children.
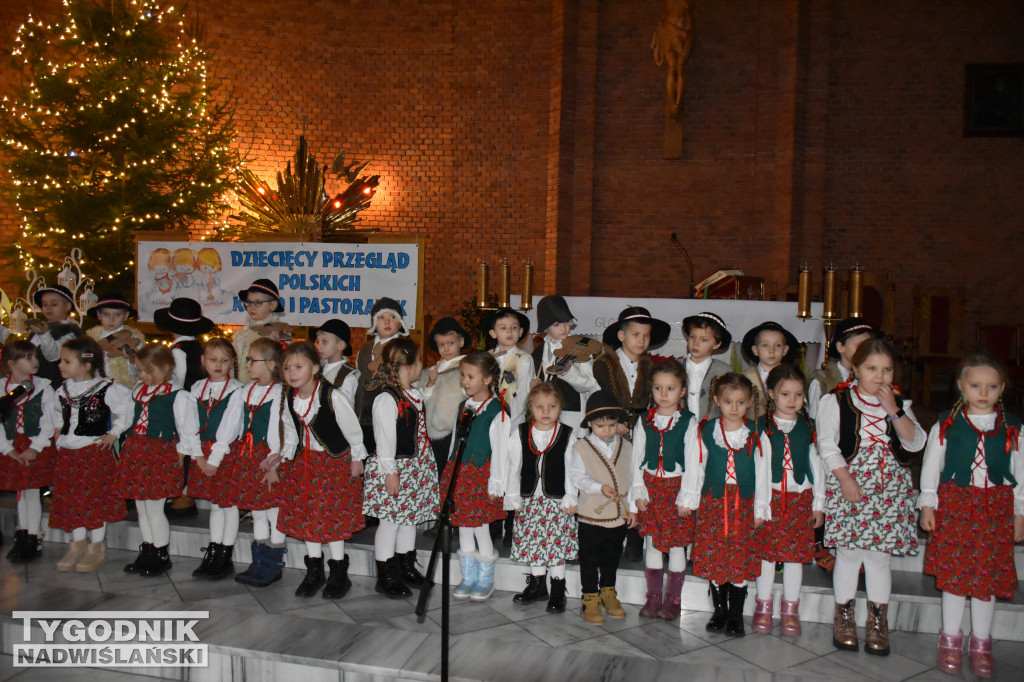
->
<box><xmin>86</xmin><ymin>293</ymin><xmax>145</xmax><ymax>388</ymax></box>
<box><xmin>421</xmin><ymin>317</ymin><xmax>473</xmax><ymax>474</ymax></box>
<box><xmin>683</xmin><ymin>312</ymin><xmax>732</xmax><ymax>421</ymax></box>
<box><xmin>740</xmin><ymin>321</ymin><xmax>799</xmax><ymax>418</ymax></box>
<box><xmin>568</xmin><ymin>389</ymin><xmax>636</xmax><ymax>625</ymax></box>
<box><xmin>531</xmin><ymin>295</ymin><xmax>599</xmax><ymax>435</ymax></box>
<box><xmin>355</xmin><ymin>297</ymin><xmax>408</xmax><ymax>453</ymax></box>
<box><xmin>26</xmin><ymin>285</ymin><xmax>81</xmax><ymax>386</ymax></box>
<box><xmin>233</xmin><ymin>279</ymin><xmax>292</xmax><ymax>383</ymax></box>
<box><xmin>315</xmin><ymin>319</ymin><xmax>359</xmax><ymax>406</ymax></box>
<box><xmin>487</xmin><ymin>307</ymin><xmax>534</xmax><ymax>426</ymax></box>
<box><xmin>807</xmin><ymin>318</ymin><xmax>883</xmax><ymax>420</ymax></box>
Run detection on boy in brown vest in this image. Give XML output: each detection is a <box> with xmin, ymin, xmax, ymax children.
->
<box><xmin>568</xmin><ymin>390</ymin><xmax>637</xmax><ymax>624</ymax></box>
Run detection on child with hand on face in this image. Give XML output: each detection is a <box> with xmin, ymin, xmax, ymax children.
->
<box><xmin>86</xmin><ymin>293</ymin><xmax>145</xmax><ymax>388</ymax></box>
<box><xmin>422</xmin><ymin>317</ymin><xmax>472</xmax><ymax>475</ymax></box>
<box><xmin>682</xmin><ymin>312</ymin><xmax>732</xmax><ymax>422</ymax></box>
<box><xmin>315</xmin><ymin>319</ymin><xmax>360</xmax><ymax>406</ymax></box>
<box><xmin>807</xmin><ymin>318</ymin><xmax>882</xmax><ymax>419</ymax></box>
<box><xmin>740</xmin><ymin>321</ymin><xmax>799</xmax><ymax>419</ymax></box>
<box><xmin>487</xmin><ymin>308</ymin><xmax>534</xmax><ymax>426</ymax></box>
<box><xmin>26</xmin><ymin>285</ymin><xmax>81</xmax><ymax>386</ymax></box>
<box><xmin>530</xmin><ymin>296</ymin><xmax>598</xmax><ymax>436</ymax></box>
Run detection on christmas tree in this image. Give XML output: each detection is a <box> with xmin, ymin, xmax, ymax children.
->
<box><xmin>0</xmin><ymin>0</ymin><xmax>242</xmax><ymax>293</ymax></box>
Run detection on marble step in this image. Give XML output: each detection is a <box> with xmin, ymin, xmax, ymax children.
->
<box><xmin>3</xmin><ymin>506</ymin><xmax>1023</xmax><ymax>641</ymax></box>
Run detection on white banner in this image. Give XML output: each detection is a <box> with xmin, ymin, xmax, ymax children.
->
<box><xmin>136</xmin><ymin>240</ymin><xmax>419</xmax><ymax>328</ymax></box>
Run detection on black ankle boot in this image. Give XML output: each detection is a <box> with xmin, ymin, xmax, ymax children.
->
<box><xmin>192</xmin><ymin>543</ymin><xmax>219</xmax><ymax>577</ymax></box>
<box><xmin>124</xmin><ymin>542</ymin><xmax>154</xmax><ymax>574</ymax></box>
<box><xmin>726</xmin><ymin>583</ymin><xmax>748</xmax><ymax>636</ymax></box>
<box><xmin>141</xmin><ymin>545</ymin><xmax>172</xmax><ymax>577</ymax></box>
<box><xmin>204</xmin><ymin>544</ymin><xmax>235</xmax><ymax>581</ymax></box>
<box><xmin>707</xmin><ymin>582</ymin><xmax>728</xmax><ymax>632</ymax></box>
<box><xmin>513</xmin><ymin>574</ymin><xmax>549</xmax><ymax>604</ymax></box>
<box><xmin>546</xmin><ymin>578</ymin><xmax>567</xmax><ymax>613</ymax></box>
<box><xmin>7</xmin><ymin>529</ymin><xmax>41</xmax><ymax>563</ymax></box>
<box><xmin>503</xmin><ymin>512</ymin><xmax>515</xmax><ymax>548</ymax></box>
<box><xmin>295</xmin><ymin>555</ymin><xmax>326</xmax><ymax>597</ymax></box>
<box><xmin>5</xmin><ymin>529</ymin><xmax>25</xmax><ymax>562</ymax></box>
<box><xmin>322</xmin><ymin>556</ymin><xmax>353</xmax><ymax>600</ymax></box>
<box><xmin>375</xmin><ymin>558</ymin><xmax>412</xmax><ymax>599</ymax></box>
<box><xmin>398</xmin><ymin>550</ymin><xmax>426</xmax><ymax>587</ymax></box>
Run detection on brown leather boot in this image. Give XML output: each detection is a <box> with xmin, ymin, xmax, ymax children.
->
<box><xmin>832</xmin><ymin>599</ymin><xmax>858</xmax><ymax>651</ymax></box>
<box><xmin>600</xmin><ymin>586</ymin><xmax>626</xmax><ymax>618</ymax></box>
<box><xmin>864</xmin><ymin>601</ymin><xmax>890</xmax><ymax>656</ymax></box>
<box><xmin>581</xmin><ymin>592</ymin><xmax>604</xmax><ymax>624</ymax></box>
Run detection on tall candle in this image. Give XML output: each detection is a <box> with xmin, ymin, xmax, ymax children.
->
<box><xmin>822</xmin><ymin>264</ymin><xmax>837</xmax><ymax>319</ymax></box>
<box><xmin>477</xmin><ymin>261</ymin><xmax>488</xmax><ymax>308</ymax></box>
<box><xmin>522</xmin><ymin>261</ymin><xmax>534</xmax><ymax>310</ymax></box>
<box><xmin>849</xmin><ymin>264</ymin><xmax>863</xmax><ymax>318</ymax></box>
<box><xmin>797</xmin><ymin>264</ymin><xmax>811</xmax><ymax>318</ymax></box>
<box><xmin>500</xmin><ymin>259</ymin><xmax>511</xmax><ymax>308</ymax></box>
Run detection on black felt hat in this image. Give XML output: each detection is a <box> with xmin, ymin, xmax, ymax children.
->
<box><xmin>313</xmin><ymin>319</ymin><xmax>353</xmax><ymax>356</ymax></box>
<box><xmin>485</xmin><ymin>307</ymin><xmax>530</xmax><ymax>342</ymax></box>
<box><xmin>741</xmin><ymin>321</ymin><xmax>799</xmax><ymax>365</ymax></box>
<box><xmin>602</xmin><ymin>306</ymin><xmax>671</xmax><ymax>350</ymax></box>
<box><xmin>87</xmin><ymin>292</ymin><xmax>137</xmax><ymax>320</ymax></box>
<box><xmin>238</xmin><ymin>279</ymin><xmax>285</xmax><ymax>313</ymax></box>
<box><xmin>369</xmin><ymin>297</ymin><xmax>408</xmax><ymax>336</ymax></box>
<box><xmin>153</xmin><ymin>298</ymin><xmax>215</xmax><ymax>336</ymax></box>
<box><xmin>536</xmin><ymin>295</ymin><xmax>575</xmax><ymax>333</ymax></box>
<box><xmin>582</xmin><ymin>389</ymin><xmax>627</xmax><ymax>426</ymax></box>
<box><xmin>32</xmin><ymin>285</ymin><xmax>75</xmax><ymax>309</ymax></box>
<box><xmin>682</xmin><ymin>312</ymin><xmax>732</xmax><ymax>353</ymax></box>
<box><xmin>428</xmin><ymin>317</ymin><xmax>473</xmax><ymax>354</ymax></box>
<box><xmin>828</xmin><ymin>317</ymin><xmax>883</xmax><ymax>359</ymax></box>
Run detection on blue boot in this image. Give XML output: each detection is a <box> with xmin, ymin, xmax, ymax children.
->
<box><xmin>453</xmin><ymin>551</ymin><xmax>478</xmax><ymax>599</ymax></box>
<box><xmin>234</xmin><ymin>542</ymin><xmax>285</xmax><ymax>587</ymax></box>
<box><xmin>234</xmin><ymin>541</ymin><xmax>266</xmax><ymax>585</ymax></box>
<box><xmin>470</xmin><ymin>551</ymin><xmax>498</xmax><ymax>601</ymax></box>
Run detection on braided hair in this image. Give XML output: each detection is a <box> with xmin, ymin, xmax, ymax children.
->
<box><xmin>765</xmin><ymin>364</ymin><xmax>816</xmax><ymax>441</ymax></box>
<box><xmin>940</xmin><ymin>352</ymin><xmax>1011</xmax><ymax>443</ymax></box>
<box><xmin>380</xmin><ymin>338</ymin><xmax>420</xmax><ymax>388</ymax></box>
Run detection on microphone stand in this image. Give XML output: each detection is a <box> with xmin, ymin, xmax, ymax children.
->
<box><xmin>415</xmin><ymin>407</ymin><xmax>475</xmax><ymax>682</ymax></box>
<box><xmin>670</xmin><ymin>232</ymin><xmax>695</xmax><ymax>298</ymax></box>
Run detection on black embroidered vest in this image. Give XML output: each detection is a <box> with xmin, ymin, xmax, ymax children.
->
<box><xmin>381</xmin><ymin>386</ymin><xmax>420</xmax><ymax>460</ymax></box>
<box><xmin>519</xmin><ymin>422</ymin><xmax>572</xmax><ymax>498</ymax></box>
<box><xmin>60</xmin><ymin>382</ymin><xmax>111</xmax><ymax>437</ymax></box>
<box><xmin>835</xmin><ymin>388</ymin><xmax>910</xmax><ymax>466</ymax></box>
<box><xmin>287</xmin><ymin>382</ymin><xmax>350</xmax><ymax>458</ymax></box>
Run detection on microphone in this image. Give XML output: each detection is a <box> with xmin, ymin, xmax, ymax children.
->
<box><xmin>0</xmin><ymin>381</ymin><xmax>33</xmax><ymax>421</ymax></box>
<box><xmin>455</xmin><ymin>407</ymin><xmax>475</xmax><ymax>440</ymax></box>
<box><xmin>670</xmin><ymin>232</ymin><xmax>696</xmax><ymax>298</ymax></box>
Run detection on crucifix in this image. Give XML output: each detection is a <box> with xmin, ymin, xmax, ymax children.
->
<box><xmin>651</xmin><ymin>0</ymin><xmax>693</xmax><ymax>158</ymax></box>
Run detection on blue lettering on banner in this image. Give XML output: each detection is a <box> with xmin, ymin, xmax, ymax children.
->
<box><xmin>229</xmin><ymin>250</ymin><xmax>320</xmax><ymax>271</ymax></box>
<box><xmin>294</xmin><ymin>298</ymin><xmax>406</xmax><ymax>315</ymax></box>
<box><xmin>321</xmin><ymin>251</ymin><xmax>410</xmax><ymax>273</ymax></box>
<box><xmin>277</xmin><ymin>274</ymin><xmax>362</xmax><ymax>292</ymax></box>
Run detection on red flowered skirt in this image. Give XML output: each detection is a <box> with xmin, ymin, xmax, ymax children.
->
<box><xmin>638</xmin><ymin>472</ymin><xmax>695</xmax><ymax>552</ymax></box>
<box><xmin>693</xmin><ymin>491</ymin><xmax>760</xmax><ymax>584</ymax></box>
<box><xmin>923</xmin><ymin>481</ymin><xmax>1018</xmax><ymax>600</ymax></box>
<box><xmin>48</xmin><ymin>443</ymin><xmax>127</xmax><ymax>531</ymax></box>
<box><xmin>756</xmin><ymin>488</ymin><xmax>814</xmax><ymax>563</ymax></box>
<box><xmin>0</xmin><ymin>434</ymin><xmax>54</xmax><ymax>490</ymax></box>
<box><xmin>214</xmin><ymin>440</ymin><xmax>286</xmax><ymax>510</ymax></box>
<box><xmin>441</xmin><ymin>460</ymin><xmax>505</xmax><ymax>527</ymax></box>
<box><xmin>116</xmin><ymin>434</ymin><xmax>182</xmax><ymax>500</ymax></box>
<box><xmin>277</xmin><ymin>448</ymin><xmax>364</xmax><ymax>542</ymax></box>
<box><xmin>185</xmin><ymin>442</ymin><xmax>223</xmax><ymax>501</ymax></box>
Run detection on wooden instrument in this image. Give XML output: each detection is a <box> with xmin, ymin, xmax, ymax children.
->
<box><xmin>545</xmin><ymin>334</ymin><xmax>602</xmax><ymax>376</ymax></box>
<box><xmin>252</xmin><ymin>321</ymin><xmax>293</xmax><ymax>342</ymax></box>
<box><xmin>97</xmin><ymin>329</ymin><xmax>144</xmax><ymax>359</ymax></box>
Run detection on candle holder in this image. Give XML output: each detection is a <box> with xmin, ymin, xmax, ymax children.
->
<box><xmin>474</xmin><ymin>258</ymin><xmax>535</xmax><ymax>313</ymax></box>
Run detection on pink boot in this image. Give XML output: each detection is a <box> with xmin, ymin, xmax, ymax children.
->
<box><xmin>780</xmin><ymin>599</ymin><xmax>801</xmax><ymax>636</ymax></box>
<box><xmin>752</xmin><ymin>597</ymin><xmax>773</xmax><ymax>633</ymax></box>
<box><xmin>657</xmin><ymin>571</ymin><xmax>685</xmax><ymax>620</ymax></box>
<box><xmin>639</xmin><ymin>568</ymin><xmax>663</xmax><ymax>618</ymax></box>
<box><xmin>968</xmin><ymin>634</ymin><xmax>995</xmax><ymax>678</ymax></box>
<box><xmin>936</xmin><ymin>630</ymin><xmax>963</xmax><ymax>675</ymax></box>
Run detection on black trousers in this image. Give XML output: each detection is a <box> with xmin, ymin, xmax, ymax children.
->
<box><xmin>578</xmin><ymin>522</ymin><xmax>627</xmax><ymax>594</ymax></box>
<box><xmin>430</xmin><ymin>434</ymin><xmax>452</xmax><ymax>477</ymax></box>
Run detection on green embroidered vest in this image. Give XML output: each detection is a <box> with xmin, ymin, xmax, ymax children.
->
<box><xmin>700</xmin><ymin>419</ymin><xmax>757</xmax><ymax>499</ymax></box>
<box><xmin>2</xmin><ymin>389</ymin><xmax>44</xmax><ymax>440</ymax></box>
<box><xmin>939</xmin><ymin>410</ymin><xmax>1021</xmax><ymax>487</ymax></box>
<box><xmin>641</xmin><ymin>409</ymin><xmax>693</xmax><ymax>474</ymax></box>
<box><xmin>456</xmin><ymin>397</ymin><xmax>504</xmax><ymax>467</ymax></box>
<box><xmin>131</xmin><ymin>390</ymin><xmax>179</xmax><ymax>441</ymax></box>
<box><xmin>760</xmin><ymin>414</ymin><xmax>815</xmax><ymax>485</ymax></box>
<box><xmin>198</xmin><ymin>388</ymin><xmax>238</xmax><ymax>443</ymax></box>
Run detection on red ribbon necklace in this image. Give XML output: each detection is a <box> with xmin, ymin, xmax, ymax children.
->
<box><xmin>4</xmin><ymin>377</ymin><xmax>34</xmax><ymax>435</ymax></box>
<box><xmin>528</xmin><ymin>422</ymin><xmax>559</xmax><ymax>457</ymax></box>
<box><xmin>293</xmin><ymin>379</ymin><xmax>320</xmax><ymax>457</ymax></box>
<box><xmin>719</xmin><ymin>418</ymin><xmax>745</xmax><ymax>537</ymax></box>
<box><xmin>196</xmin><ymin>377</ymin><xmax>230</xmax><ymax>436</ymax></box>
<box><xmin>242</xmin><ymin>382</ymin><xmax>276</xmax><ymax>453</ymax></box>
<box><xmin>646</xmin><ymin>406</ymin><xmax>676</xmax><ymax>477</ymax></box>
<box><xmin>962</xmin><ymin>410</ymin><xmax>1005</xmax><ymax>520</ymax></box>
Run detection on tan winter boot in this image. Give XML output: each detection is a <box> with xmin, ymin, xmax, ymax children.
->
<box><xmin>832</xmin><ymin>599</ymin><xmax>858</xmax><ymax>651</ymax></box>
<box><xmin>56</xmin><ymin>540</ymin><xmax>87</xmax><ymax>572</ymax></box>
<box><xmin>864</xmin><ymin>601</ymin><xmax>890</xmax><ymax>656</ymax></box>
<box><xmin>75</xmin><ymin>542</ymin><xmax>106</xmax><ymax>572</ymax></box>
<box><xmin>581</xmin><ymin>592</ymin><xmax>605</xmax><ymax>624</ymax></box>
<box><xmin>600</xmin><ymin>586</ymin><xmax>626</xmax><ymax>619</ymax></box>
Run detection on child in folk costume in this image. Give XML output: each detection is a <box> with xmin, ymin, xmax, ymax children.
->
<box><xmin>629</xmin><ymin>359</ymin><xmax>699</xmax><ymax>621</ymax></box>
<box><xmin>422</xmin><ymin>317</ymin><xmax>472</xmax><ymax>475</ymax></box>
<box><xmin>26</xmin><ymin>285</ymin><xmax>81</xmax><ymax>386</ymax></box>
<box><xmin>315</xmin><ymin>319</ymin><xmax>360</xmax><ymax>406</ymax></box>
<box><xmin>807</xmin><ymin>318</ymin><xmax>882</xmax><ymax>420</ymax></box>
<box><xmin>740</xmin><ymin>321</ymin><xmax>799</xmax><ymax>419</ymax></box>
<box><xmin>181</xmin><ymin>338</ymin><xmax>244</xmax><ymax>580</ymax></box>
<box><xmin>492</xmin><ymin>383</ymin><xmax>578</xmax><ymax>613</ymax></box>
<box><xmin>233</xmin><ymin>280</ymin><xmax>292</xmax><ymax>384</ymax></box>
<box><xmin>86</xmin><ymin>293</ymin><xmax>145</xmax><ymax>388</ymax></box>
<box><xmin>278</xmin><ymin>342</ymin><xmax>367</xmax><ymax>600</ymax></box>
<box><xmin>487</xmin><ymin>307</ymin><xmax>534</xmax><ymax>426</ymax></box>
<box><xmin>0</xmin><ymin>341</ymin><xmax>58</xmax><ymax>563</ymax></box>
<box><xmin>818</xmin><ymin>338</ymin><xmax>926</xmax><ymax>656</ymax></box>
<box><xmin>154</xmin><ymin>299</ymin><xmax>213</xmax><ymax>521</ymax></box>
<box><xmin>366</xmin><ymin>339</ymin><xmax>440</xmax><ymax>598</ymax></box>
<box><xmin>51</xmin><ymin>336</ymin><xmax>133</xmax><ymax>572</ymax></box>
<box><xmin>530</xmin><ymin>296</ymin><xmax>598</xmax><ymax>435</ymax></box>
<box><xmin>919</xmin><ymin>353</ymin><xmax>1024</xmax><ymax>678</ymax></box>
<box><xmin>226</xmin><ymin>338</ymin><xmax>289</xmax><ymax>588</ymax></box>
<box><xmin>682</xmin><ymin>312</ymin><xmax>732</xmax><ymax>422</ymax></box>
<box><xmin>569</xmin><ymin>390</ymin><xmax>636</xmax><ymax>625</ymax></box>
<box><xmin>116</xmin><ymin>344</ymin><xmax>190</xmax><ymax>578</ymax></box>
<box><xmin>683</xmin><ymin>373</ymin><xmax>771</xmax><ymax>636</ymax></box>
<box><xmin>752</xmin><ymin>365</ymin><xmax>825</xmax><ymax>636</ymax></box>
<box><xmin>445</xmin><ymin>351</ymin><xmax>510</xmax><ymax>602</ymax></box>
<box><xmin>355</xmin><ymin>298</ymin><xmax>408</xmax><ymax>453</ymax></box>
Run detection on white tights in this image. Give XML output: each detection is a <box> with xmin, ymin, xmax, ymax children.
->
<box><xmin>135</xmin><ymin>499</ymin><xmax>170</xmax><ymax>546</ymax></box>
<box><xmin>252</xmin><ymin>508</ymin><xmax>286</xmax><ymax>544</ymax></box>
<box><xmin>458</xmin><ymin>525</ymin><xmax>495</xmax><ymax>557</ymax></box>
<box><xmin>16</xmin><ymin>489</ymin><xmax>42</xmax><ymax>535</ymax></box>
<box><xmin>208</xmin><ymin>504</ymin><xmax>239</xmax><ymax>546</ymax></box>
<box><xmin>530</xmin><ymin>564</ymin><xmax>566</xmax><ymax>579</ymax></box>
<box><xmin>305</xmin><ymin>541</ymin><xmax>345</xmax><ymax>561</ymax></box>
<box><xmin>833</xmin><ymin>548</ymin><xmax>891</xmax><ymax>603</ymax></box>
<box><xmin>941</xmin><ymin>592</ymin><xmax>996</xmax><ymax>640</ymax></box>
<box><xmin>374</xmin><ymin>520</ymin><xmax>417</xmax><ymax>561</ymax></box>
<box><xmin>644</xmin><ymin>538</ymin><xmax>686</xmax><ymax>572</ymax></box>
<box><xmin>755</xmin><ymin>561</ymin><xmax>804</xmax><ymax>601</ymax></box>
<box><xmin>71</xmin><ymin>524</ymin><xmax>105</xmax><ymax>543</ymax></box>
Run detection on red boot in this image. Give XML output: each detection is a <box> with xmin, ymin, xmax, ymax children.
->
<box><xmin>752</xmin><ymin>597</ymin><xmax>773</xmax><ymax>633</ymax></box>
<box><xmin>639</xmin><ymin>568</ymin><xmax>663</xmax><ymax>618</ymax></box>
<box><xmin>657</xmin><ymin>571</ymin><xmax>685</xmax><ymax>620</ymax></box>
<box><xmin>968</xmin><ymin>634</ymin><xmax>995</xmax><ymax>678</ymax></box>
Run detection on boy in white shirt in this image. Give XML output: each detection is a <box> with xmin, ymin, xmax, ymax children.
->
<box><xmin>682</xmin><ymin>312</ymin><xmax>732</xmax><ymax>421</ymax></box>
